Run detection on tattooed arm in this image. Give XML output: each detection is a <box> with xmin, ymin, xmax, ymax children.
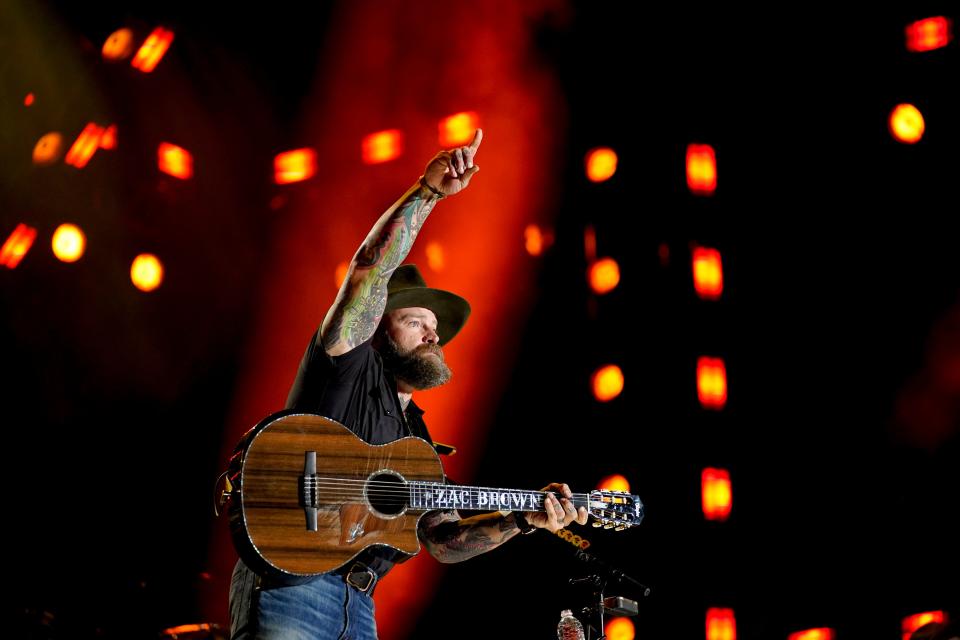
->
<box><xmin>319</xmin><ymin>129</ymin><xmax>483</xmax><ymax>356</ymax></box>
<box><xmin>416</xmin><ymin>509</ymin><xmax>523</xmax><ymax>564</ymax></box>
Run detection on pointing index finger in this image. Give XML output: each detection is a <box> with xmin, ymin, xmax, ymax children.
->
<box><xmin>467</xmin><ymin>128</ymin><xmax>483</xmax><ymax>152</ymax></box>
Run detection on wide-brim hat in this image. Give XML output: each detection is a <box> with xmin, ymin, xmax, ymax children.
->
<box><xmin>385</xmin><ymin>264</ymin><xmax>470</xmax><ymax>346</ymax></box>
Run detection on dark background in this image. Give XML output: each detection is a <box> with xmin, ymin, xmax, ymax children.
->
<box><xmin>3</xmin><ymin>3</ymin><xmax>957</xmax><ymax>638</ymax></box>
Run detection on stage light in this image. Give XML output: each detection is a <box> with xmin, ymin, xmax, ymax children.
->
<box><xmin>362</xmin><ymin>130</ymin><xmax>403</xmax><ymax>164</ymax></box>
<box><xmin>585</xmin><ymin>147</ymin><xmax>618</xmax><ymax>183</ymax></box>
<box><xmin>604</xmin><ymin>617</ymin><xmax>634</xmax><ymax>640</ymax></box>
<box><xmin>702</xmin><ymin>468</ymin><xmax>732</xmax><ymax>521</ymax></box>
<box><xmin>903</xmin><ymin>611</ymin><xmax>947</xmax><ymax>640</ymax></box>
<box><xmin>102</xmin><ymin>28</ymin><xmax>135</xmax><ymax>61</ymax></box>
<box><xmin>65</xmin><ymin>123</ymin><xmax>105</xmax><ymax>169</ymax></box>
<box><xmin>597</xmin><ymin>474</ymin><xmax>630</xmax><ymax>492</ymax></box>
<box><xmin>33</xmin><ymin>132</ymin><xmax>64</xmax><ymax>166</ymax></box>
<box><xmin>439</xmin><ymin>112</ymin><xmax>480</xmax><ymax>147</ymax></box>
<box><xmin>425</xmin><ymin>242</ymin><xmax>445</xmax><ymax>272</ymax></box>
<box><xmin>1</xmin><ymin>223</ymin><xmax>37</xmax><ymax>269</ymax></box>
<box><xmin>131</xmin><ymin>253</ymin><xmax>164</xmax><ymax>292</ymax></box>
<box><xmin>706</xmin><ymin>608</ymin><xmax>736</xmax><ymax>640</ymax></box>
<box><xmin>131</xmin><ymin>27</ymin><xmax>174</xmax><ymax>73</ymax></box>
<box><xmin>334</xmin><ymin>261</ymin><xmax>349</xmax><ymax>289</ymax></box>
<box><xmin>274</xmin><ymin>148</ymin><xmax>316</xmax><ymax>184</ymax></box>
<box><xmin>589</xmin><ymin>258</ymin><xmax>620</xmax><ymax>295</ymax></box>
<box><xmin>51</xmin><ymin>224</ymin><xmax>86</xmax><ymax>263</ymax></box>
<box><xmin>686</xmin><ymin>143</ymin><xmax>717</xmax><ymax>195</ymax></box>
<box><xmin>100</xmin><ymin>124</ymin><xmax>117</xmax><ymax>150</ymax></box>
<box><xmin>697</xmin><ymin>357</ymin><xmax>727</xmax><ymax>410</ymax></box>
<box><xmin>592</xmin><ymin>365</ymin><xmax>624</xmax><ymax>402</ymax></box>
<box><xmin>24</xmin><ymin>93</ymin><xmax>35</xmax><ymax>106</ymax></box>
<box><xmin>524</xmin><ymin>224</ymin><xmax>544</xmax><ymax>256</ymax></box>
<box><xmin>889</xmin><ymin>104</ymin><xmax>925</xmax><ymax>144</ymax></box>
<box><xmin>693</xmin><ymin>247</ymin><xmax>723</xmax><ymax>300</ymax></box>
<box><xmin>787</xmin><ymin>629</ymin><xmax>835</xmax><ymax>640</ymax></box>
<box><xmin>906</xmin><ymin>17</ymin><xmax>952</xmax><ymax>52</ymax></box>
<box><xmin>158</xmin><ymin>142</ymin><xmax>193</xmax><ymax>179</ymax></box>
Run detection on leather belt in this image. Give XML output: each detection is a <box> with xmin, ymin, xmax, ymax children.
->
<box><xmin>336</xmin><ymin>561</ymin><xmax>379</xmax><ymax>596</ymax></box>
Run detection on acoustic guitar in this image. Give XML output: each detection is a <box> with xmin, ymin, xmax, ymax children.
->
<box><xmin>223</xmin><ymin>412</ymin><xmax>644</xmax><ymax>584</ymax></box>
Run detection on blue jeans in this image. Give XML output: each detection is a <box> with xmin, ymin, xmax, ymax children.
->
<box><xmin>230</xmin><ymin>559</ymin><xmax>378</xmax><ymax>640</ymax></box>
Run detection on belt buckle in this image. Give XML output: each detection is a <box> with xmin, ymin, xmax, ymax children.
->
<box><xmin>344</xmin><ymin>563</ymin><xmax>377</xmax><ymax>594</ymax></box>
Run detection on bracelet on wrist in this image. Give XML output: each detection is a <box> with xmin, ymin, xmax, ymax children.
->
<box><xmin>513</xmin><ymin>511</ymin><xmax>537</xmax><ymax>535</ymax></box>
<box><xmin>419</xmin><ymin>175</ymin><xmax>446</xmax><ymax>199</ymax></box>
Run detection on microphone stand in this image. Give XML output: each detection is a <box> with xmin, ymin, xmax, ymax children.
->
<box><xmin>567</xmin><ymin>549</ymin><xmax>650</xmax><ymax>640</ymax></box>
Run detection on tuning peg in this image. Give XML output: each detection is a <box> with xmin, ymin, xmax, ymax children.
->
<box><xmin>615</xmin><ymin>524</ymin><xmax>627</xmax><ymax>531</ymax></box>
<box><xmin>592</xmin><ymin>521</ymin><xmax>603</xmax><ymax>528</ymax></box>
<box><xmin>603</xmin><ymin>523</ymin><xmax>615</xmax><ymax>529</ymax></box>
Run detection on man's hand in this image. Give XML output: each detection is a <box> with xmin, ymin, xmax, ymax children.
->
<box><xmin>422</xmin><ymin>128</ymin><xmax>483</xmax><ymax>197</ymax></box>
<box><xmin>527</xmin><ymin>483</ymin><xmax>589</xmax><ymax>533</ymax></box>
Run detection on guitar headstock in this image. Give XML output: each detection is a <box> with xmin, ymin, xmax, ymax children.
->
<box><xmin>588</xmin><ymin>490</ymin><xmax>644</xmax><ymax>530</ymax></box>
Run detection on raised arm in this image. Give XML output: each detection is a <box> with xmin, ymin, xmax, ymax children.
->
<box><xmin>319</xmin><ymin>129</ymin><xmax>483</xmax><ymax>356</ymax></box>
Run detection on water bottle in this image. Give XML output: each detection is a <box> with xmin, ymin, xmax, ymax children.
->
<box><xmin>557</xmin><ymin>609</ymin><xmax>586</xmax><ymax>640</ymax></box>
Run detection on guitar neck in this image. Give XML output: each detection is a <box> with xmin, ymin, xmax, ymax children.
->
<box><xmin>408</xmin><ymin>481</ymin><xmax>588</xmax><ymax>513</ymax></box>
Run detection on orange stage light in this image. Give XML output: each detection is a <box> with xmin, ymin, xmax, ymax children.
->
<box><xmin>131</xmin><ymin>253</ymin><xmax>164</xmax><ymax>292</ymax></box>
<box><xmin>702</xmin><ymin>468</ymin><xmax>732</xmax><ymax>521</ymax></box>
<box><xmin>697</xmin><ymin>356</ymin><xmax>727</xmax><ymax>410</ymax></box>
<box><xmin>902</xmin><ymin>611</ymin><xmax>947</xmax><ymax>640</ymax></box>
<box><xmin>597</xmin><ymin>474</ymin><xmax>630</xmax><ymax>493</ymax></box>
<box><xmin>889</xmin><ymin>104</ymin><xmax>925</xmax><ymax>144</ymax></box>
<box><xmin>65</xmin><ymin>123</ymin><xmax>105</xmax><ymax>169</ymax></box>
<box><xmin>524</xmin><ymin>224</ymin><xmax>544</xmax><ymax>256</ymax></box>
<box><xmin>439</xmin><ymin>112</ymin><xmax>480</xmax><ymax>147</ymax></box>
<box><xmin>592</xmin><ymin>365</ymin><xmax>624</xmax><ymax>402</ymax></box>
<box><xmin>334</xmin><ymin>262</ymin><xmax>349</xmax><ymax>290</ymax></box>
<box><xmin>585</xmin><ymin>147</ymin><xmax>618</xmax><ymax>183</ymax></box>
<box><xmin>1</xmin><ymin>223</ymin><xmax>37</xmax><ymax>269</ymax></box>
<box><xmin>425</xmin><ymin>241</ymin><xmax>445</xmax><ymax>272</ymax></box>
<box><xmin>274</xmin><ymin>148</ymin><xmax>316</xmax><ymax>184</ymax></box>
<box><xmin>158</xmin><ymin>142</ymin><xmax>193</xmax><ymax>179</ymax></box>
<box><xmin>788</xmin><ymin>629</ymin><xmax>835</xmax><ymax>640</ymax></box>
<box><xmin>707</xmin><ymin>608</ymin><xmax>736</xmax><ymax>640</ymax></box>
<box><xmin>51</xmin><ymin>224</ymin><xmax>86</xmax><ymax>263</ymax></box>
<box><xmin>687</xmin><ymin>143</ymin><xmax>717</xmax><ymax>195</ymax></box>
<box><xmin>693</xmin><ymin>247</ymin><xmax>723</xmax><ymax>300</ymax></box>
<box><xmin>102</xmin><ymin>28</ymin><xmax>135</xmax><ymax>61</ymax></box>
<box><xmin>100</xmin><ymin>124</ymin><xmax>117</xmax><ymax>150</ymax></box>
<box><xmin>33</xmin><ymin>132</ymin><xmax>64</xmax><ymax>166</ymax></box>
<box><xmin>362</xmin><ymin>130</ymin><xmax>403</xmax><ymax>164</ymax></box>
<box><xmin>906</xmin><ymin>17</ymin><xmax>952</xmax><ymax>52</ymax></box>
<box><xmin>589</xmin><ymin>258</ymin><xmax>620</xmax><ymax>295</ymax></box>
<box><xmin>605</xmin><ymin>617</ymin><xmax>634</xmax><ymax>640</ymax></box>
<box><xmin>131</xmin><ymin>27</ymin><xmax>174</xmax><ymax>73</ymax></box>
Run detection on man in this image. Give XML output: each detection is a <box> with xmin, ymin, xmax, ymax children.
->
<box><xmin>229</xmin><ymin>129</ymin><xmax>587</xmax><ymax>639</ymax></box>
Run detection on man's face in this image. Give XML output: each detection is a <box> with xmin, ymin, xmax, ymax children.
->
<box><xmin>378</xmin><ymin>307</ymin><xmax>452</xmax><ymax>390</ymax></box>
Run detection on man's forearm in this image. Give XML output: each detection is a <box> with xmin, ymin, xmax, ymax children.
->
<box><xmin>419</xmin><ymin>510</ymin><xmax>523</xmax><ymax>564</ymax></box>
<box><xmin>321</xmin><ymin>182</ymin><xmax>440</xmax><ymax>351</ymax></box>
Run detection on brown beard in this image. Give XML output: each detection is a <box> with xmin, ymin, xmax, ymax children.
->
<box><xmin>378</xmin><ymin>333</ymin><xmax>452</xmax><ymax>390</ymax></box>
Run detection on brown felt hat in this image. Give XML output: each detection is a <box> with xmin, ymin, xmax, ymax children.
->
<box><xmin>384</xmin><ymin>264</ymin><xmax>470</xmax><ymax>346</ymax></box>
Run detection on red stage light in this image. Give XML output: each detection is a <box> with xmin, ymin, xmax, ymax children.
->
<box><xmin>439</xmin><ymin>112</ymin><xmax>480</xmax><ymax>147</ymax></box>
<box><xmin>693</xmin><ymin>247</ymin><xmax>723</xmax><ymax>300</ymax></box>
<box><xmin>902</xmin><ymin>611</ymin><xmax>947</xmax><ymax>640</ymax></box>
<box><xmin>589</xmin><ymin>258</ymin><xmax>620</xmax><ymax>295</ymax></box>
<box><xmin>702</xmin><ymin>468</ymin><xmax>732</xmax><ymax>521</ymax></box>
<box><xmin>158</xmin><ymin>142</ymin><xmax>193</xmax><ymax>179</ymax></box>
<box><xmin>362</xmin><ymin>130</ymin><xmax>403</xmax><ymax>164</ymax></box>
<box><xmin>131</xmin><ymin>27</ymin><xmax>174</xmax><ymax>73</ymax></box>
<box><xmin>889</xmin><ymin>104</ymin><xmax>925</xmax><ymax>144</ymax></box>
<box><xmin>65</xmin><ymin>123</ymin><xmax>105</xmax><ymax>169</ymax></box>
<box><xmin>706</xmin><ymin>608</ymin><xmax>736</xmax><ymax>640</ymax></box>
<box><xmin>1</xmin><ymin>223</ymin><xmax>37</xmax><ymax>269</ymax></box>
<box><xmin>274</xmin><ymin>148</ymin><xmax>317</xmax><ymax>184</ymax></box>
<box><xmin>687</xmin><ymin>143</ymin><xmax>717</xmax><ymax>195</ymax></box>
<box><xmin>586</xmin><ymin>147</ymin><xmax>618</xmax><ymax>183</ymax></box>
<box><xmin>788</xmin><ymin>628</ymin><xmax>835</xmax><ymax>640</ymax></box>
<box><xmin>592</xmin><ymin>365</ymin><xmax>624</xmax><ymax>402</ymax></box>
<box><xmin>906</xmin><ymin>17</ymin><xmax>952</xmax><ymax>52</ymax></box>
<box><xmin>697</xmin><ymin>356</ymin><xmax>727</xmax><ymax>410</ymax></box>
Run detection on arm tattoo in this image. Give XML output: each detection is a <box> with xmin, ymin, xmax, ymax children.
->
<box><xmin>321</xmin><ymin>184</ymin><xmax>438</xmax><ymax>351</ymax></box>
<box><xmin>418</xmin><ymin>510</ymin><xmax>522</xmax><ymax>564</ymax></box>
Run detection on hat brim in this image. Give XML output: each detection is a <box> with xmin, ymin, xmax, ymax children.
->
<box><xmin>385</xmin><ymin>287</ymin><xmax>471</xmax><ymax>346</ymax></box>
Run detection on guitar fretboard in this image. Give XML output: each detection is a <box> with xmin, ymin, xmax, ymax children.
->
<box><xmin>408</xmin><ymin>481</ymin><xmax>589</xmax><ymax>512</ymax></box>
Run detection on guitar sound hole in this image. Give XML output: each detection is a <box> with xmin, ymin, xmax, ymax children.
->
<box><xmin>366</xmin><ymin>473</ymin><xmax>407</xmax><ymax>516</ymax></box>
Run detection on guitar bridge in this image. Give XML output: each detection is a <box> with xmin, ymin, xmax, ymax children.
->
<box><xmin>299</xmin><ymin>451</ymin><xmax>318</xmax><ymax>531</ymax></box>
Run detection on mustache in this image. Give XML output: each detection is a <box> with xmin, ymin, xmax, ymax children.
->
<box><xmin>414</xmin><ymin>343</ymin><xmax>444</xmax><ymax>359</ymax></box>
